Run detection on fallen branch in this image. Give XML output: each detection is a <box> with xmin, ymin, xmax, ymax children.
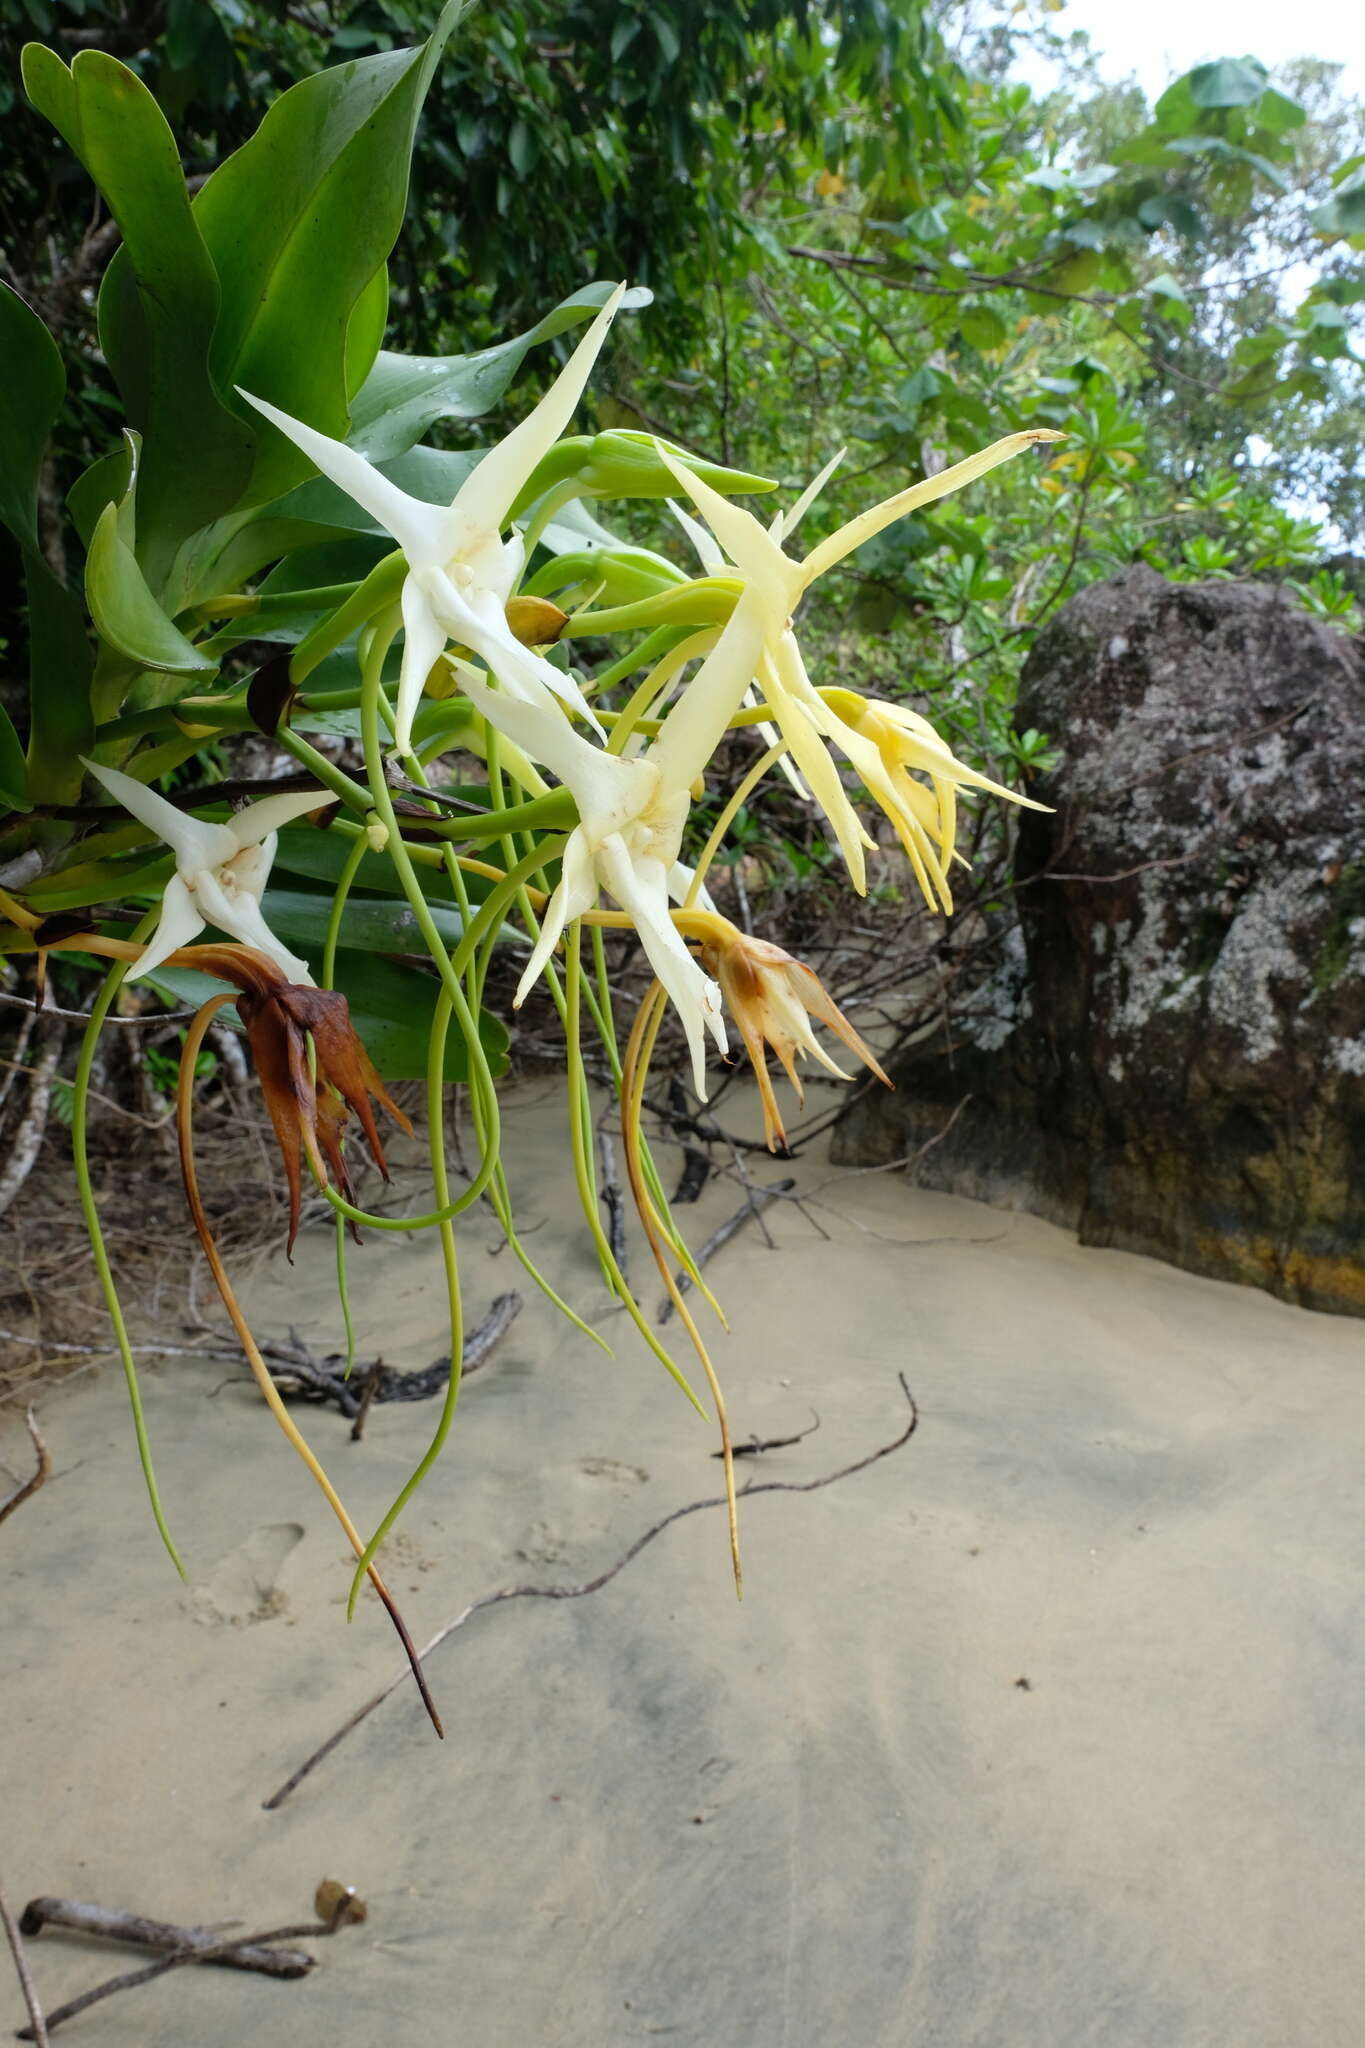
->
<box><xmin>0</xmin><ymin>1874</ymin><xmax>47</xmax><ymax>2048</ymax></box>
<box><xmin>15</xmin><ymin>1895</ymin><xmax>359</xmax><ymax>2040</ymax></box>
<box><xmin>0</xmin><ymin>1410</ymin><xmax>51</xmax><ymax>1530</ymax></box>
<box><xmin>658</xmin><ymin>1180</ymin><xmax>794</xmax><ymax>1325</ymax></box>
<box><xmin>248</xmin><ymin>1293</ymin><xmax>522</xmax><ymax>1421</ymax></box>
<box><xmin>712</xmin><ymin>1409</ymin><xmax>820</xmax><ymax>1459</ymax></box>
<box><xmin>16</xmin><ymin>1899</ymin><xmax>313</xmax><ymax>1977</ymax></box>
<box><xmin>263</xmin><ymin>1375</ymin><xmax>918</xmax><ymax>1810</ymax></box>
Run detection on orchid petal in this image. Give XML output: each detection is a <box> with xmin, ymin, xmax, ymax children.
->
<box><xmin>125</xmin><ymin>873</ymin><xmax>205</xmax><ymax>982</ymax></box>
<box><xmin>226</xmin><ymin>787</ymin><xmax>330</xmax><ymax>848</ymax></box>
<box><xmin>655</xmin><ymin>444</ymin><xmax>799</xmax><ymax>610</ymax></box>
<box><xmin>668</xmin><ymin>497</ymin><xmax>726</xmax><ymax>575</ymax></box>
<box><xmin>83</xmin><ymin>758</ymin><xmax>237</xmax><ymax>872</ymax></box>
<box><xmin>772</xmin><ymin>446</ymin><xmax>845</xmax><ymax>546</ymax></box>
<box><xmin>513</xmin><ymin>829</ymin><xmax>599</xmax><ymax>1003</ymax></box>
<box><xmin>237</xmin><ymin>389</ymin><xmax>454</xmax><ymax>568</ymax></box>
<box><xmin>394</xmin><ymin>577</ymin><xmax>451</xmax><ymax>756</ymax></box>
<box><xmin>800</xmin><ymin>430</ymin><xmax>1065</xmax><ymax>585</ymax></box>
<box><xmin>668</xmin><ymin>860</ymin><xmax>717</xmax><ymax>913</ymax></box>
<box><xmin>598</xmin><ymin>839</ymin><xmax>726</xmax><ymax>1098</ymax></box>
<box><xmin>743</xmin><ymin>685</ymin><xmax>810</xmax><ymax>799</ymax></box>
<box><xmin>456</xmin><ymin>667</ymin><xmax>611</xmax><ymax>802</ymax></box>
<box><xmin>193</xmin><ymin>867</ymin><xmax>313</xmax><ymax>982</ymax></box>
<box><xmin>647</xmin><ymin>598</ymin><xmax>767</xmax><ymax>794</ymax></box>
<box><xmin>454</xmin><ymin>284</ymin><xmax>626</xmax><ymax>531</ymax></box>
<box><xmin>423</xmin><ymin>567</ymin><xmax>605</xmax><ymax>737</ymax></box>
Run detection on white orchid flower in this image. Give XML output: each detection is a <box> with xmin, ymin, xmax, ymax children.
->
<box><xmin>83</xmin><ymin>759</ymin><xmax>319</xmax><ymax>983</ymax></box>
<box><xmin>668</xmin><ymin>495</ymin><xmax>809</xmax><ymax>799</ymax></box>
<box><xmin>450</xmin><ymin>664</ymin><xmax>729</xmax><ymax>1097</ymax></box>
<box><xmin>656</xmin><ymin>430</ymin><xmax>1064</xmax><ymax>893</ymax></box>
<box><xmin>239</xmin><ymin>285</ymin><xmax>628</xmax><ymax>755</ymax></box>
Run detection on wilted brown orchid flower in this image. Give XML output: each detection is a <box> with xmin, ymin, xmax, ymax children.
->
<box><xmin>700</xmin><ymin>926</ymin><xmax>892</xmax><ymax>1151</ymax></box>
<box><xmin>187</xmin><ymin>945</ymin><xmax>412</xmax><ymax>1253</ymax></box>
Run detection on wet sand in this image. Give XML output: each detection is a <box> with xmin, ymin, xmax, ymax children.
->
<box><xmin>4</xmin><ymin>1079</ymin><xmax>1365</xmax><ymax>2045</ymax></box>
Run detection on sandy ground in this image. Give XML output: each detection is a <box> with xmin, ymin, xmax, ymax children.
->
<box><xmin>4</xmin><ymin>1077</ymin><xmax>1365</xmax><ymax>2047</ymax></box>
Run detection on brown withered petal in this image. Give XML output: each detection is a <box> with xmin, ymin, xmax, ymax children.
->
<box><xmin>703</xmin><ymin>932</ymin><xmax>891</xmax><ymax>1153</ymax></box>
<box><xmin>183</xmin><ymin>953</ymin><xmax>411</xmax><ymax>1255</ymax></box>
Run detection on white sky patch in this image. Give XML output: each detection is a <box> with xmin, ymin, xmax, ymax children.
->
<box><xmin>1012</xmin><ymin>0</ymin><xmax>1365</xmax><ymax>102</ymax></box>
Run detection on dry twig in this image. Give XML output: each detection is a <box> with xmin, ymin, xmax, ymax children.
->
<box><xmin>657</xmin><ymin>1180</ymin><xmax>795</xmax><ymax>1326</ymax></box>
<box><xmin>263</xmin><ymin>1375</ymin><xmax>918</xmax><ymax>1810</ymax></box>
<box><xmin>0</xmin><ymin>1410</ymin><xmax>51</xmax><ymax>1530</ymax></box>
<box><xmin>0</xmin><ymin>1874</ymin><xmax>48</xmax><ymax>2048</ymax></box>
<box><xmin>16</xmin><ymin>1899</ymin><xmax>313</xmax><ymax>1978</ymax></box>
<box><xmin>15</xmin><ymin>1895</ymin><xmax>359</xmax><ymax>2039</ymax></box>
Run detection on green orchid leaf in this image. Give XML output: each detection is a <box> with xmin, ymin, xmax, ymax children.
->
<box><xmin>0</xmin><ymin>704</ymin><xmax>30</xmax><ymax>813</ymax></box>
<box><xmin>260</xmin><ymin>886</ymin><xmax>524</xmax><ymax>957</ymax></box>
<box><xmin>194</xmin><ymin>0</ymin><xmax>468</xmax><ymax>508</ymax></box>
<box><xmin>86</xmin><ymin>502</ymin><xmax>218</xmax><ymax>678</ymax></box>
<box><xmin>348</xmin><ymin>282</ymin><xmax>653</xmax><ymax>463</ymax></box>
<box><xmin>328</xmin><ymin>950</ymin><xmax>510</xmax><ymax>1083</ymax></box>
<box><xmin>345</xmin><ymin>265</ymin><xmax>391</xmax><ymax>401</ymax></box>
<box><xmin>21</xmin><ymin>45</ymin><xmax>256</xmax><ymax>590</ymax></box>
<box><xmin>0</xmin><ymin>282</ymin><xmax>63</xmax><ymax>556</ymax></box>
<box><xmin>68</xmin><ymin>434</ymin><xmax>139</xmax><ymax>550</ymax></box>
<box><xmin>0</xmin><ymin>285</ymin><xmax>92</xmax><ymax>804</ymax></box>
<box><xmin>273</xmin><ymin>824</ymin><xmax>493</xmax><ymax>903</ymax></box>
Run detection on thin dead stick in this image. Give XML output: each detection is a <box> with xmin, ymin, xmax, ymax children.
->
<box><xmin>597</xmin><ymin>1130</ymin><xmax>629</xmax><ymax>1281</ymax></box>
<box><xmin>0</xmin><ymin>1874</ymin><xmax>48</xmax><ymax>2048</ymax></box>
<box><xmin>16</xmin><ymin>1905</ymin><xmax>355</xmax><ymax>2040</ymax></box>
<box><xmin>0</xmin><ymin>1025</ymin><xmax>63</xmax><ymax>1221</ymax></box>
<box><xmin>221</xmin><ymin>1293</ymin><xmax>524</xmax><ymax>1421</ymax></box>
<box><xmin>657</xmin><ymin>1180</ymin><xmax>795</xmax><ymax>1326</ymax></box>
<box><xmin>713</xmin><ymin>1409</ymin><xmax>820</xmax><ymax>1459</ymax></box>
<box><xmin>16</xmin><ymin>1900</ymin><xmax>311</xmax><ymax>1977</ymax></box>
<box><xmin>0</xmin><ymin>990</ymin><xmax>199</xmax><ymax>1027</ymax></box>
<box><xmin>264</xmin><ymin>1375</ymin><xmax>918</xmax><ymax>1811</ymax></box>
<box><xmin>0</xmin><ymin>1410</ymin><xmax>51</xmax><ymax>1529</ymax></box>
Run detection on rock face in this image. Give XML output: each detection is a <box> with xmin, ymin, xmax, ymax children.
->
<box><xmin>835</xmin><ymin>566</ymin><xmax>1365</xmax><ymax>1316</ymax></box>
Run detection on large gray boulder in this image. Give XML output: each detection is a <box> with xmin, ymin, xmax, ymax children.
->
<box><xmin>835</xmin><ymin>566</ymin><xmax>1365</xmax><ymax>1316</ymax></box>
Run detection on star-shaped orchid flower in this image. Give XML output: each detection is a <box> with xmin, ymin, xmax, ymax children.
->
<box><xmin>817</xmin><ymin>690</ymin><xmax>1049</xmax><ymax>913</ymax></box>
<box><xmin>655</xmin><ymin>429</ymin><xmax>1064</xmax><ymax>894</ymax></box>
<box><xmin>83</xmin><ymin>759</ymin><xmax>321</xmax><ymax>983</ymax></box>
<box><xmin>239</xmin><ymin>285</ymin><xmax>628</xmax><ymax>755</ymax></box>
<box><xmin>450</xmin><ymin>664</ymin><xmax>734</xmax><ymax>1097</ymax></box>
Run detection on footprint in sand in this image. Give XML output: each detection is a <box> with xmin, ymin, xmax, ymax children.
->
<box><xmin>577</xmin><ymin>1456</ymin><xmax>649</xmax><ymax>1492</ymax></box>
<box><xmin>188</xmin><ymin>1522</ymin><xmax>304</xmax><ymax>1627</ymax></box>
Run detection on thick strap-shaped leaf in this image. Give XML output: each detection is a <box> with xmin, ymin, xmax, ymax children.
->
<box><xmin>0</xmin><ymin>283</ymin><xmax>94</xmax><ymax>802</ymax></box>
<box><xmin>349</xmin><ymin>283</ymin><xmax>653</xmax><ymax>463</ymax></box>
<box><xmin>26</xmin><ymin>543</ymin><xmax>94</xmax><ymax>803</ymax></box>
<box><xmin>193</xmin><ymin>0</ymin><xmax>468</xmax><ymax>509</ymax></box>
<box><xmin>0</xmin><ymin>282</ymin><xmax>63</xmax><ymax>556</ymax></box>
<box><xmin>0</xmin><ymin>705</ymin><xmax>29</xmax><ymax>812</ymax></box>
<box><xmin>86</xmin><ymin>502</ymin><xmax>217</xmax><ymax>679</ymax></box>
<box><xmin>21</xmin><ymin>46</ymin><xmax>255</xmax><ymax>592</ymax></box>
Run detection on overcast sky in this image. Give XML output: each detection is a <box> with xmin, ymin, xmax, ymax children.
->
<box><xmin>1017</xmin><ymin>0</ymin><xmax>1365</xmax><ymax>102</ymax></box>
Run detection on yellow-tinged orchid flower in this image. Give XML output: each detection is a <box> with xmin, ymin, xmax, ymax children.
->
<box><xmin>700</xmin><ymin>925</ymin><xmax>891</xmax><ymax>1152</ymax></box>
<box><xmin>82</xmin><ymin>759</ymin><xmax>320</xmax><ymax>983</ymax></box>
<box><xmin>655</xmin><ymin>429</ymin><xmax>1064</xmax><ymax>892</ymax></box>
<box><xmin>819</xmin><ymin>690</ymin><xmax>1051</xmax><ymax>914</ymax></box>
<box><xmin>451</xmin><ymin>663</ymin><xmax>729</xmax><ymax>1096</ymax></box>
<box><xmin>238</xmin><ymin>286</ymin><xmax>628</xmax><ymax>755</ymax></box>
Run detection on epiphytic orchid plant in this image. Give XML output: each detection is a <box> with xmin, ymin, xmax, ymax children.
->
<box><xmin>0</xmin><ymin>15</ymin><xmax>1060</xmax><ymax>1728</ymax></box>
